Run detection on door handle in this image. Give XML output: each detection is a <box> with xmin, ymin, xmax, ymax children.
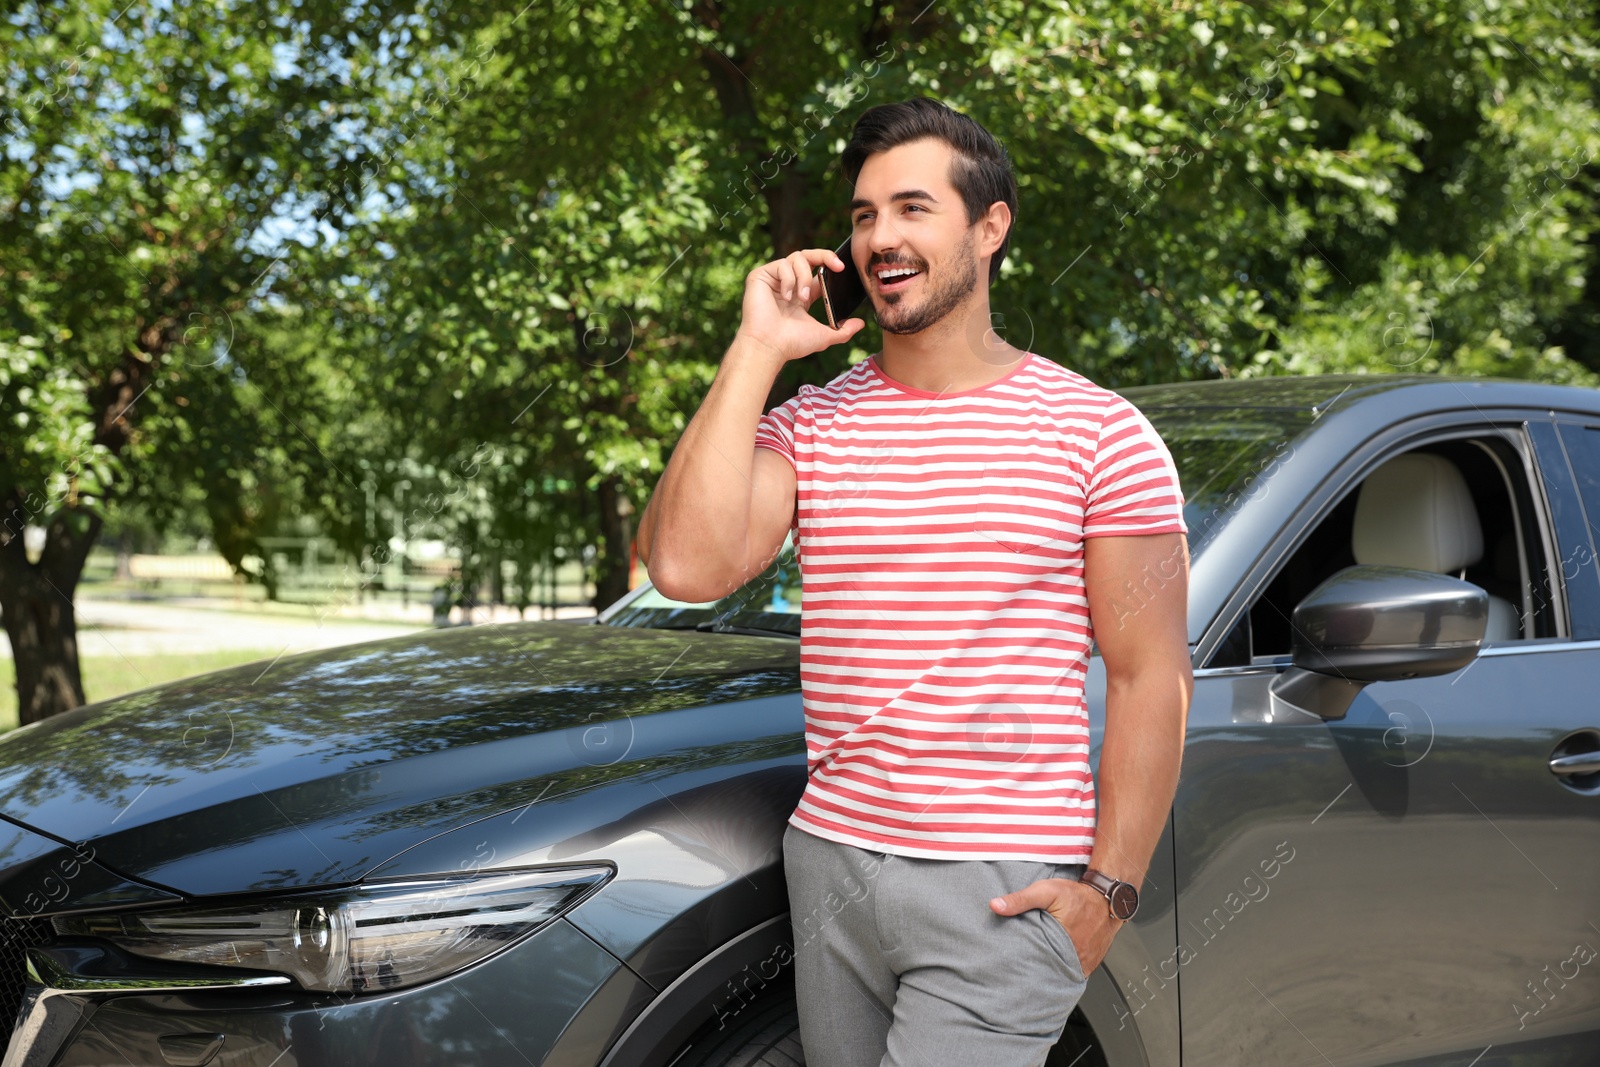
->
<box><xmin>1549</xmin><ymin>751</ymin><xmax>1600</xmax><ymax>776</ymax></box>
<box><xmin>1548</xmin><ymin>729</ymin><xmax>1600</xmax><ymax>781</ymax></box>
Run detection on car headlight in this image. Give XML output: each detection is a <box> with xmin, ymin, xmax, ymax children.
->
<box><xmin>51</xmin><ymin>865</ymin><xmax>611</xmax><ymax>994</ymax></box>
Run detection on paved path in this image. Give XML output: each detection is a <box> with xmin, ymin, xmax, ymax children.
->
<box><xmin>1</xmin><ymin>599</ymin><xmax>429</xmax><ymax>661</ymax></box>
<box><xmin>1</xmin><ymin>597</ymin><xmax>602</xmax><ymax>662</ymax></box>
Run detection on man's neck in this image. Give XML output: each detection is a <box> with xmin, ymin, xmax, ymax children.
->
<box><xmin>875</xmin><ymin>292</ymin><xmax>1029</xmax><ymax>395</ymax></box>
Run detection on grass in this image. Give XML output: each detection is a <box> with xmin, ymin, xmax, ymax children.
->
<box><xmin>0</xmin><ymin>649</ymin><xmax>285</xmax><ymax>733</ymax></box>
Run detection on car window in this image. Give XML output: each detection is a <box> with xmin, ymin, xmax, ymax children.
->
<box><xmin>1555</xmin><ymin>422</ymin><xmax>1600</xmax><ymax>636</ymax></box>
<box><xmin>1559</xmin><ymin>424</ymin><xmax>1600</xmax><ymax>521</ymax></box>
<box><xmin>1214</xmin><ymin>431</ymin><xmax>1558</xmax><ymax>665</ymax></box>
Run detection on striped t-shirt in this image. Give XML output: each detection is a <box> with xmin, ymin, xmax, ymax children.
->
<box><xmin>754</xmin><ymin>351</ymin><xmax>1187</xmax><ymax>862</ymax></box>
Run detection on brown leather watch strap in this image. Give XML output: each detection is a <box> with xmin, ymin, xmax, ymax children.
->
<box><xmin>1080</xmin><ymin>868</ymin><xmax>1115</xmax><ymax>895</ymax></box>
<box><xmin>1081</xmin><ymin>867</ymin><xmax>1139</xmax><ymax>920</ymax></box>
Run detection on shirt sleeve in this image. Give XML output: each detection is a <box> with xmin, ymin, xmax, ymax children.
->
<box><xmin>754</xmin><ymin>386</ymin><xmax>807</xmax><ymax>473</ymax></box>
<box><xmin>755</xmin><ymin>387</ymin><xmax>807</xmax><ymax>536</ymax></box>
<box><xmin>1082</xmin><ymin>394</ymin><xmax>1188</xmax><ymax>538</ymax></box>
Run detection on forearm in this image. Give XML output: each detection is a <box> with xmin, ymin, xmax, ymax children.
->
<box><xmin>644</xmin><ymin>334</ymin><xmax>785</xmax><ymax>600</ymax></box>
<box><xmin>1087</xmin><ymin>663</ymin><xmax>1191</xmax><ymax>890</ymax></box>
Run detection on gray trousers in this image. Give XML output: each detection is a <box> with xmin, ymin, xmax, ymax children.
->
<box><xmin>782</xmin><ymin>823</ymin><xmax>1090</xmax><ymax>1067</ymax></box>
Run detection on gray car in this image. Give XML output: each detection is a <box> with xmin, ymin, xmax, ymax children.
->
<box><xmin>1</xmin><ymin>373</ymin><xmax>1597</xmax><ymax>1066</ymax></box>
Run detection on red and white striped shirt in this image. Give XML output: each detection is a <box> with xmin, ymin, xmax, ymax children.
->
<box><xmin>754</xmin><ymin>351</ymin><xmax>1186</xmax><ymax>861</ymax></box>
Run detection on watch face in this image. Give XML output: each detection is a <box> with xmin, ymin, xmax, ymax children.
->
<box><xmin>1109</xmin><ymin>882</ymin><xmax>1139</xmax><ymax>920</ymax></box>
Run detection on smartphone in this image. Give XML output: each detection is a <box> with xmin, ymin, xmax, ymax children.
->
<box><xmin>815</xmin><ymin>235</ymin><xmax>867</xmax><ymax>330</ymax></box>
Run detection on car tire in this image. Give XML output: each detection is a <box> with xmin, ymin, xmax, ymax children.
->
<box><xmin>672</xmin><ymin>989</ymin><xmax>804</xmax><ymax>1067</ymax></box>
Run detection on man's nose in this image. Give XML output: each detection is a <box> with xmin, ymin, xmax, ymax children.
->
<box><xmin>867</xmin><ymin>213</ymin><xmax>905</xmax><ymax>258</ymax></box>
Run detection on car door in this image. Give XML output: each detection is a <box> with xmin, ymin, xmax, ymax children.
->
<box><xmin>1174</xmin><ymin>413</ymin><xmax>1600</xmax><ymax>1067</ymax></box>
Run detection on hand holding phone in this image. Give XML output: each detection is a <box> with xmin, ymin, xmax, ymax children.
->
<box><xmin>816</xmin><ymin>235</ymin><xmax>868</xmax><ymax>331</ymax></box>
<box><xmin>736</xmin><ymin>247</ymin><xmax>865</xmax><ymax>364</ymax></box>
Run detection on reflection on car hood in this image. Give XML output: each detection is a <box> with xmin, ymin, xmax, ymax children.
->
<box><xmin>0</xmin><ymin>622</ymin><xmax>799</xmax><ymax>897</ymax></box>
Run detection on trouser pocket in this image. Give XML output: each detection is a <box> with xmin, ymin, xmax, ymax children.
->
<box><xmin>1035</xmin><ymin>862</ymin><xmax>1089</xmax><ymax>979</ymax></box>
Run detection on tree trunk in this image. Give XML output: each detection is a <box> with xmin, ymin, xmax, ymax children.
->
<box><xmin>594</xmin><ymin>474</ymin><xmax>634</xmax><ymax>611</ymax></box>
<box><xmin>1</xmin><ymin>316</ymin><xmax>177</xmax><ymax>722</ymax></box>
<box><xmin>573</xmin><ymin>301</ymin><xmax>643</xmax><ymax>616</ymax></box>
<box><xmin>0</xmin><ymin>493</ymin><xmax>103</xmax><ymax>724</ymax></box>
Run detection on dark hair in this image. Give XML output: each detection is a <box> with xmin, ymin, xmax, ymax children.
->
<box><xmin>841</xmin><ymin>97</ymin><xmax>1017</xmax><ymax>284</ymax></box>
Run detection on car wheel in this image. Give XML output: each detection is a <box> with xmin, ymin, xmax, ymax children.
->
<box><xmin>672</xmin><ymin>989</ymin><xmax>804</xmax><ymax>1067</ymax></box>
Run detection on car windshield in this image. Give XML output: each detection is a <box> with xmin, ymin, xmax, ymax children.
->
<box><xmin>1140</xmin><ymin>403</ymin><xmax>1312</xmax><ymax>549</ymax></box>
<box><xmin>599</xmin><ymin>546</ymin><xmax>802</xmax><ymax>635</ymax></box>
<box><xmin>601</xmin><ymin>401</ymin><xmax>1312</xmax><ymax>634</ymax></box>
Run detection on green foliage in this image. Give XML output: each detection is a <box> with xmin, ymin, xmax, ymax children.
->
<box><xmin>1</xmin><ymin>0</ymin><xmax>439</xmax><ymax>564</ymax></box>
<box><xmin>347</xmin><ymin>0</ymin><xmax>1600</xmax><ymax>412</ymax></box>
<box><xmin>0</xmin><ymin>336</ymin><xmax>115</xmax><ymax>517</ymax></box>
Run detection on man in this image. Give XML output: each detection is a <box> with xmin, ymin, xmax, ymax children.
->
<box><xmin>637</xmin><ymin>97</ymin><xmax>1191</xmax><ymax>1067</ymax></box>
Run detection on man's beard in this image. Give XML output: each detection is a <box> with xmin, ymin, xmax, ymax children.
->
<box><xmin>876</xmin><ymin>230</ymin><xmax>978</xmax><ymax>336</ymax></box>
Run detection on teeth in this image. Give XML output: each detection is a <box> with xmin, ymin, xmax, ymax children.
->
<box><xmin>878</xmin><ymin>267</ymin><xmax>919</xmax><ymax>281</ymax></box>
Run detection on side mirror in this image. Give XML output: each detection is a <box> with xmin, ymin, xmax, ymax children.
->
<box><xmin>1270</xmin><ymin>565</ymin><xmax>1488</xmax><ymax>720</ymax></box>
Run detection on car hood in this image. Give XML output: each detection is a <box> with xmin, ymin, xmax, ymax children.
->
<box><xmin>0</xmin><ymin>621</ymin><xmax>800</xmax><ymax>899</ymax></box>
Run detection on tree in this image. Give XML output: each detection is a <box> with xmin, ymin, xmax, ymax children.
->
<box><xmin>0</xmin><ymin>0</ymin><xmax>433</xmax><ymax>721</ymax></box>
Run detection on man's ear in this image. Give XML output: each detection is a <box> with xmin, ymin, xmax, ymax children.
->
<box><xmin>978</xmin><ymin>200</ymin><xmax>1012</xmax><ymax>261</ymax></box>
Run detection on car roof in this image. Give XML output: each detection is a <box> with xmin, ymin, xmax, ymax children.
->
<box><xmin>1119</xmin><ymin>373</ymin><xmax>1600</xmax><ymax>421</ymax></box>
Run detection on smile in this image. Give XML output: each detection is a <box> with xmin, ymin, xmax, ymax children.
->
<box><xmin>874</xmin><ymin>266</ymin><xmax>923</xmax><ymax>293</ymax></box>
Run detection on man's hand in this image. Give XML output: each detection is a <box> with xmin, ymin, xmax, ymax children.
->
<box><xmin>737</xmin><ymin>247</ymin><xmax>865</xmax><ymax>363</ymax></box>
<box><xmin>990</xmin><ymin>877</ymin><xmax>1121</xmax><ymax>975</ymax></box>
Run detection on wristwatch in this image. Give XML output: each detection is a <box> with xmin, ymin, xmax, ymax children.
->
<box><xmin>1080</xmin><ymin>868</ymin><xmax>1140</xmax><ymax>921</ymax></box>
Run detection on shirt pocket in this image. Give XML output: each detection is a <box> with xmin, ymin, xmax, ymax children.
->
<box><xmin>971</xmin><ymin>460</ymin><xmax>1082</xmax><ymax>555</ymax></box>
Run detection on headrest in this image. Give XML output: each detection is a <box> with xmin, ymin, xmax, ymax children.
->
<box><xmin>1351</xmin><ymin>453</ymin><xmax>1483</xmax><ymax>573</ymax></box>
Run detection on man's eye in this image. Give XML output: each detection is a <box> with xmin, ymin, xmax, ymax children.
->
<box><xmin>854</xmin><ymin>213</ymin><xmax>873</xmax><ymax>224</ymax></box>
<box><xmin>905</xmin><ymin>204</ymin><xmax>925</xmax><ymax>213</ymax></box>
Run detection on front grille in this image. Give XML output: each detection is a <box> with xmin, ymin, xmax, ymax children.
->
<box><xmin>0</xmin><ymin>918</ymin><xmax>53</xmax><ymax>1040</ymax></box>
